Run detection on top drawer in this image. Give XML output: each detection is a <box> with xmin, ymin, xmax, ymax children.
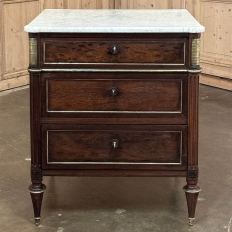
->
<box><xmin>41</xmin><ymin>36</ymin><xmax>187</xmax><ymax>68</ymax></box>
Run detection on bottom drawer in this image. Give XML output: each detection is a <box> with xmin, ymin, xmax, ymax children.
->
<box><xmin>42</xmin><ymin>125</ymin><xmax>187</xmax><ymax>170</ymax></box>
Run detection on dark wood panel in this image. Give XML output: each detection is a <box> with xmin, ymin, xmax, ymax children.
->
<box><xmin>30</xmin><ymin>72</ymin><xmax>43</xmax><ymax>185</ymax></box>
<box><xmin>48</xmin><ymin>131</ymin><xmax>181</xmax><ymax>163</ymax></box>
<box><xmin>47</xmin><ymin>79</ymin><xmax>182</xmax><ymax>112</ymax></box>
<box><xmin>42</xmin><ymin>72</ymin><xmax>188</xmax><ymax>119</ymax></box>
<box><xmin>187</xmin><ymin>73</ymin><xmax>199</xmax><ymax>180</ymax></box>
<box><xmin>42</xmin><ymin>124</ymin><xmax>187</xmax><ymax>170</ymax></box>
<box><xmin>43</xmin><ymin>39</ymin><xmax>185</xmax><ymax>65</ymax></box>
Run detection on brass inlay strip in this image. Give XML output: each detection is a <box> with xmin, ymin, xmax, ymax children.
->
<box><xmin>28</xmin><ymin>68</ymin><xmax>202</xmax><ymax>73</ymax></box>
<box><xmin>29</xmin><ymin>38</ymin><xmax>37</xmax><ymax>66</ymax></box>
<box><xmin>44</xmin><ymin>62</ymin><xmax>185</xmax><ymax>66</ymax></box>
<box><xmin>29</xmin><ymin>190</ymin><xmax>45</xmax><ymax>194</ymax></box>
<box><xmin>29</xmin><ymin>184</ymin><xmax>46</xmax><ymax>193</ymax></box>
<box><xmin>46</xmin><ymin>130</ymin><xmax>183</xmax><ymax>165</ymax></box>
<box><xmin>183</xmin><ymin>186</ymin><xmax>201</xmax><ymax>193</ymax></box>
<box><xmin>188</xmin><ymin>69</ymin><xmax>202</xmax><ymax>73</ymax></box>
<box><xmin>46</xmin><ymin>79</ymin><xmax>183</xmax><ymax>114</ymax></box>
<box><xmin>191</xmin><ymin>38</ymin><xmax>200</xmax><ymax>66</ymax></box>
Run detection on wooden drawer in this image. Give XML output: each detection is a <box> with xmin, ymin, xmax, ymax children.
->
<box><xmin>42</xmin><ymin>125</ymin><xmax>187</xmax><ymax>170</ymax></box>
<box><xmin>42</xmin><ymin>72</ymin><xmax>187</xmax><ymax>119</ymax></box>
<box><xmin>41</xmin><ymin>37</ymin><xmax>187</xmax><ymax>68</ymax></box>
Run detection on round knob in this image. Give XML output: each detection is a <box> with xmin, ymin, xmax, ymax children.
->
<box><xmin>110</xmin><ymin>45</ymin><xmax>120</xmax><ymax>55</ymax></box>
<box><xmin>109</xmin><ymin>87</ymin><xmax>119</xmax><ymax>96</ymax></box>
<box><xmin>111</xmin><ymin>139</ymin><xmax>119</xmax><ymax>149</ymax></box>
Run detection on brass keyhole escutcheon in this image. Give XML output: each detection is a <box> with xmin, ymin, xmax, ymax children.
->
<box><xmin>110</xmin><ymin>45</ymin><xmax>120</xmax><ymax>55</ymax></box>
<box><xmin>111</xmin><ymin>139</ymin><xmax>119</xmax><ymax>149</ymax></box>
<box><xmin>109</xmin><ymin>87</ymin><xmax>119</xmax><ymax>96</ymax></box>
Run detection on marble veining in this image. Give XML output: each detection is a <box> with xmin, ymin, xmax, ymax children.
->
<box><xmin>24</xmin><ymin>9</ymin><xmax>205</xmax><ymax>33</ymax></box>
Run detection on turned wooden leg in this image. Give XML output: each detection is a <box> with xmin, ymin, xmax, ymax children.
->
<box><xmin>29</xmin><ymin>184</ymin><xmax>46</xmax><ymax>226</ymax></box>
<box><xmin>183</xmin><ymin>184</ymin><xmax>201</xmax><ymax>226</ymax></box>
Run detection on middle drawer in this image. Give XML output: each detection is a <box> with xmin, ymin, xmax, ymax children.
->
<box><xmin>42</xmin><ymin>72</ymin><xmax>187</xmax><ymax>119</ymax></box>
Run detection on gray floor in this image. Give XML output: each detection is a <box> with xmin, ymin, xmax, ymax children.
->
<box><xmin>0</xmin><ymin>85</ymin><xmax>232</xmax><ymax>232</ymax></box>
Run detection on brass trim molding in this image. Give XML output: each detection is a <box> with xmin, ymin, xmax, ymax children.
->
<box><xmin>183</xmin><ymin>187</ymin><xmax>202</xmax><ymax>194</ymax></box>
<box><xmin>29</xmin><ymin>38</ymin><xmax>37</xmax><ymax>66</ymax></box>
<box><xmin>29</xmin><ymin>190</ymin><xmax>45</xmax><ymax>194</ymax></box>
<box><xmin>44</xmin><ymin>62</ymin><xmax>185</xmax><ymax>66</ymax></box>
<box><xmin>35</xmin><ymin>217</ymin><xmax>41</xmax><ymax>226</ymax></box>
<box><xmin>191</xmin><ymin>38</ymin><xmax>201</xmax><ymax>66</ymax></box>
<box><xmin>29</xmin><ymin>184</ymin><xmax>46</xmax><ymax>193</ymax></box>
<box><xmin>188</xmin><ymin>69</ymin><xmax>202</xmax><ymax>73</ymax></box>
<box><xmin>189</xmin><ymin>218</ymin><xmax>195</xmax><ymax>226</ymax></box>
<box><xmin>28</xmin><ymin>68</ymin><xmax>202</xmax><ymax>73</ymax></box>
<box><xmin>28</xmin><ymin>69</ymin><xmax>41</xmax><ymax>72</ymax></box>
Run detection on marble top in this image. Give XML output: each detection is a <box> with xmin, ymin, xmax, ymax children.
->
<box><xmin>24</xmin><ymin>9</ymin><xmax>205</xmax><ymax>33</ymax></box>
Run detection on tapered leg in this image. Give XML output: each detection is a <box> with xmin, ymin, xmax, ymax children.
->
<box><xmin>186</xmin><ymin>71</ymin><xmax>201</xmax><ymax>225</ymax></box>
<box><xmin>29</xmin><ymin>184</ymin><xmax>46</xmax><ymax>226</ymax></box>
<box><xmin>183</xmin><ymin>184</ymin><xmax>201</xmax><ymax>226</ymax></box>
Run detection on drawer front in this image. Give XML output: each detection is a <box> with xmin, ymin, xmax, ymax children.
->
<box><xmin>42</xmin><ymin>125</ymin><xmax>187</xmax><ymax>170</ymax></box>
<box><xmin>43</xmin><ymin>73</ymin><xmax>187</xmax><ymax>118</ymax></box>
<box><xmin>42</xmin><ymin>38</ymin><xmax>186</xmax><ymax>67</ymax></box>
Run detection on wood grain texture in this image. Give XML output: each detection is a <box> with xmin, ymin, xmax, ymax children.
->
<box><xmin>0</xmin><ymin>0</ymin><xmax>39</xmax><ymax>90</ymax></box>
<box><xmin>30</xmin><ymin>191</ymin><xmax>44</xmax><ymax>219</ymax></box>
<box><xmin>43</xmin><ymin>39</ymin><xmax>185</xmax><ymax>65</ymax></box>
<box><xmin>39</xmin><ymin>0</ymin><xmax>114</xmax><ymax>10</ymax></box>
<box><xmin>115</xmin><ymin>0</ymin><xmax>185</xmax><ymax>9</ymax></box>
<box><xmin>200</xmin><ymin>73</ymin><xmax>232</xmax><ymax>91</ymax></box>
<box><xmin>42</xmin><ymin>72</ymin><xmax>188</xmax><ymax>120</ymax></box>
<box><xmin>47</xmin><ymin>129</ymin><xmax>182</xmax><ymax>163</ymax></box>
<box><xmin>198</xmin><ymin>0</ymin><xmax>232</xmax><ymax>81</ymax></box>
<box><xmin>115</xmin><ymin>0</ymin><xmax>192</xmax><ymax>15</ymax></box>
<box><xmin>187</xmin><ymin>73</ymin><xmax>199</xmax><ymax>180</ymax></box>
<box><xmin>2</xmin><ymin>1</ymin><xmax>39</xmax><ymax>79</ymax></box>
<box><xmin>184</xmin><ymin>190</ymin><xmax>199</xmax><ymax>220</ymax></box>
<box><xmin>47</xmin><ymin>78</ymin><xmax>182</xmax><ymax>112</ymax></box>
<box><xmin>42</xmin><ymin>124</ymin><xmax>187</xmax><ymax>169</ymax></box>
<box><xmin>0</xmin><ymin>74</ymin><xmax>29</xmax><ymax>91</ymax></box>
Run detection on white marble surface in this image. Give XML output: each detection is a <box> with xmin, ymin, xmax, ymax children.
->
<box><xmin>24</xmin><ymin>9</ymin><xmax>205</xmax><ymax>33</ymax></box>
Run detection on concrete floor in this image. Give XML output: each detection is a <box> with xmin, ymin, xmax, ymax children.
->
<box><xmin>0</xmin><ymin>85</ymin><xmax>232</xmax><ymax>232</ymax></box>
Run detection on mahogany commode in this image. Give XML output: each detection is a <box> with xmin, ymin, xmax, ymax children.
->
<box><xmin>24</xmin><ymin>9</ymin><xmax>205</xmax><ymax>226</ymax></box>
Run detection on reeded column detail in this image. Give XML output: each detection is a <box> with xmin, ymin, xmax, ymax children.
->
<box><xmin>191</xmin><ymin>38</ymin><xmax>201</xmax><ymax>66</ymax></box>
<box><xmin>29</xmin><ymin>38</ymin><xmax>38</xmax><ymax>66</ymax></box>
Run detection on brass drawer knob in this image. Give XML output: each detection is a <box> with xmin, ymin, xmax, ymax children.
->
<box><xmin>109</xmin><ymin>87</ymin><xmax>119</xmax><ymax>96</ymax></box>
<box><xmin>110</xmin><ymin>45</ymin><xmax>120</xmax><ymax>55</ymax></box>
<box><xmin>111</xmin><ymin>139</ymin><xmax>119</xmax><ymax>149</ymax></box>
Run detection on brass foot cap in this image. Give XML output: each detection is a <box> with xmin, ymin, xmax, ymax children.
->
<box><xmin>35</xmin><ymin>218</ymin><xmax>40</xmax><ymax>226</ymax></box>
<box><xmin>189</xmin><ymin>218</ymin><xmax>195</xmax><ymax>226</ymax></box>
<box><xmin>29</xmin><ymin>184</ymin><xmax>46</xmax><ymax>193</ymax></box>
<box><xmin>183</xmin><ymin>185</ymin><xmax>201</xmax><ymax>194</ymax></box>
